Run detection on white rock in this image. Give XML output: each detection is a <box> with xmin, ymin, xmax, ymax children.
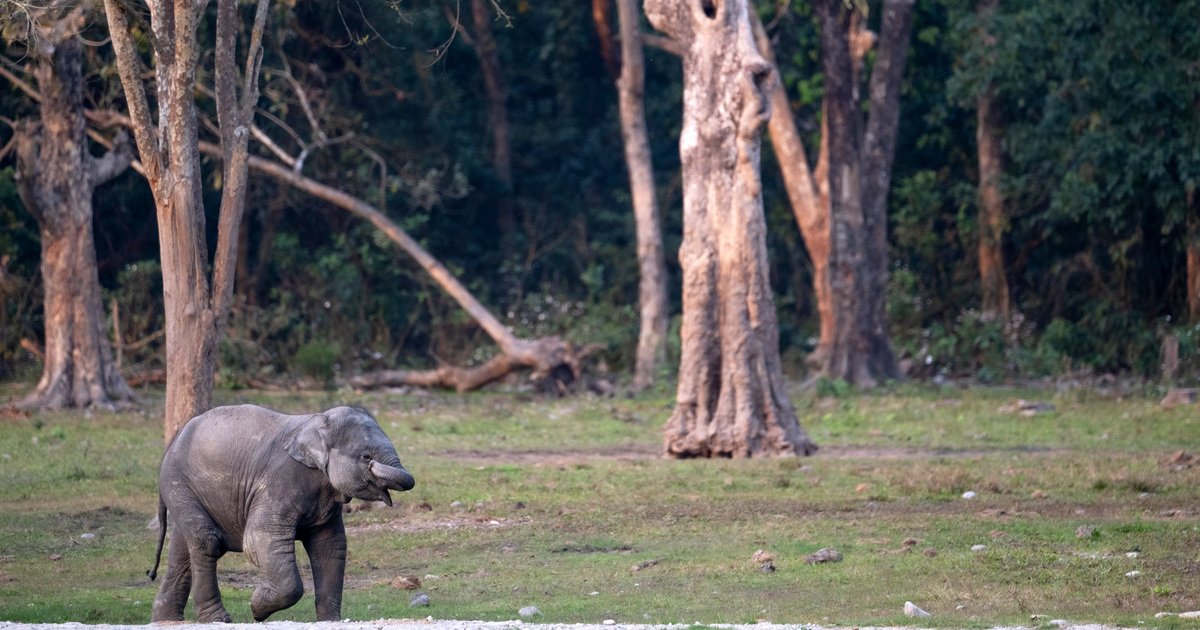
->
<box><xmin>904</xmin><ymin>602</ymin><xmax>932</xmax><ymax>618</ymax></box>
<box><xmin>1180</xmin><ymin>611</ymin><xmax>1200</xmax><ymax>619</ymax></box>
<box><xmin>962</xmin><ymin>491</ymin><xmax>977</xmax><ymax>499</ymax></box>
<box><xmin>1048</xmin><ymin>620</ymin><xmax>1068</xmax><ymax>627</ymax></box>
<box><xmin>409</xmin><ymin>593</ymin><xmax>430</xmax><ymax>607</ymax></box>
<box><xmin>603</xmin><ymin>620</ymin><xmax>616</xmax><ymax>626</ymax></box>
<box><xmin>957</xmin><ymin>606</ymin><xmax>965</xmax><ymax>610</ymax></box>
<box><xmin>518</xmin><ymin>606</ymin><xmax>542</xmax><ymax>617</ymax></box>
<box><xmin>80</xmin><ymin>533</ymin><xmax>95</xmax><ymax>539</ymax></box>
<box><xmin>451</xmin><ymin>501</ymin><xmax>464</xmax><ymax>507</ymax></box>
<box><xmin>1155</xmin><ymin>613</ymin><xmax>1176</xmax><ymax>618</ymax></box>
<box><xmin>1126</xmin><ymin>552</ymin><xmax>1139</xmax><ymax>558</ymax></box>
<box><xmin>1125</xmin><ymin>570</ymin><xmax>1141</xmax><ymax>577</ymax></box>
<box><xmin>589</xmin><ymin>591</ymin><xmax>600</xmax><ymax>595</ymax></box>
<box><xmin>971</xmin><ymin>544</ymin><xmax>988</xmax><ymax>551</ymax></box>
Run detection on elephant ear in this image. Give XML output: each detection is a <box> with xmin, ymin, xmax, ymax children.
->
<box><xmin>285</xmin><ymin>414</ymin><xmax>331</xmax><ymax>471</ymax></box>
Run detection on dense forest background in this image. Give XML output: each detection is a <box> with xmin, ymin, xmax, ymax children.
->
<box><xmin>1</xmin><ymin>0</ymin><xmax>1198</xmax><ymax>389</ymax></box>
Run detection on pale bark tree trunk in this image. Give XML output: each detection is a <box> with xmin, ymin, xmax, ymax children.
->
<box><xmin>646</xmin><ymin>0</ymin><xmax>817</xmax><ymax>458</ymax></box>
<box><xmin>858</xmin><ymin>0</ymin><xmax>912</xmax><ymax>380</ymax></box>
<box><xmin>975</xmin><ymin>0</ymin><xmax>1009</xmax><ymax>321</ymax></box>
<box><xmin>12</xmin><ymin>10</ymin><xmax>136</xmax><ymax>410</ymax></box>
<box><xmin>103</xmin><ymin>0</ymin><xmax>271</xmax><ymax>444</ymax></box>
<box><xmin>615</xmin><ymin>0</ymin><xmax>669</xmax><ymax>391</ymax></box>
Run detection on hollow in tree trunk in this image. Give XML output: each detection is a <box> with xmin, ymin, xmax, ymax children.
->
<box><xmin>615</xmin><ymin>0</ymin><xmax>669</xmax><ymax>391</ymax></box>
<box><xmin>12</xmin><ymin>16</ymin><xmax>135</xmax><ymax>411</ymax></box>
<box><xmin>646</xmin><ymin>0</ymin><xmax>817</xmax><ymax>458</ymax></box>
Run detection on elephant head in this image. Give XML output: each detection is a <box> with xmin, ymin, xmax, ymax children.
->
<box><xmin>284</xmin><ymin>406</ymin><xmax>415</xmax><ymax>505</ymax></box>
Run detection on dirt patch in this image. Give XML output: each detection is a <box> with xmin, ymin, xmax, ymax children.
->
<box><xmin>345</xmin><ymin>515</ymin><xmax>532</xmax><ymax>535</ymax></box>
<box><xmin>551</xmin><ymin>544</ymin><xmax>635</xmax><ymax>554</ymax></box>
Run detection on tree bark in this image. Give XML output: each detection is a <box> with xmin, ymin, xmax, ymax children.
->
<box><xmin>646</xmin><ymin>0</ymin><xmax>817</xmax><ymax>458</ymax></box>
<box><xmin>469</xmin><ymin>0</ymin><xmax>515</xmax><ymax>233</ymax></box>
<box><xmin>615</xmin><ymin>0</ymin><xmax>669</xmax><ymax>391</ymax></box>
<box><xmin>858</xmin><ymin>0</ymin><xmax>912</xmax><ymax>380</ymax></box>
<box><xmin>103</xmin><ymin>0</ymin><xmax>271</xmax><ymax>444</ymax></box>
<box><xmin>12</xmin><ymin>16</ymin><xmax>136</xmax><ymax>411</ymax></box>
<box><xmin>975</xmin><ymin>0</ymin><xmax>1009</xmax><ymax>322</ymax></box>
<box><xmin>592</xmin><ymin>0</ymin><xmax>620</xmax><ymax>80</ymax></box>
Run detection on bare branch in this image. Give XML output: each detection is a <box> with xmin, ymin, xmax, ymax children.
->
<box><xmin>640</xmin><ymin>33</ymin><xmax>682</xmax><ymax>57</ymax></box>
<box><xmin>101</xmin><ymin>0</ymin><xmax>163</xmax><ymax>185</ymax></box>
<box><xmin>0</xmin><ymin>63</ymin><xmax>41</xmax><ymax>102</ymax></box>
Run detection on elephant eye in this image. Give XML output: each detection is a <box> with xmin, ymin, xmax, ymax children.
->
<box><xmin>360</xmin><ymin>453</ymin><xmax>372</xmax><ymax>462</ymax></box>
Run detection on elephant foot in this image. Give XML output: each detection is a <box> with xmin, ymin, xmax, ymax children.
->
<box><xmin>251</xmin><ymin>584</ymin><xmax>303</xmax><ymax>621</ymax></box>
<box><xmin>196</xmin><ymin>607</ymin><xmax>232</xmax><ymax>623</ymax></box>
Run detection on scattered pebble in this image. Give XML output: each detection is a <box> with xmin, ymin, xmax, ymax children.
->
<box><xmin>1126</xmin><ymin>552</ymin><xmax>1139</xmax><ymax>558</ymax></box>
<box><xmin>1139</xmin><ymin>493</ymin><xmax>1150</xmax><ymax>499</ymax></box>
<box><xmin>603</xmin><ymin>620</ymin><xmax>616</xmax><ymax>626</ymax></box>
<box><xmin>803</xmin><ymin>548</ymin><xmax>843</xmax><ymax>564</ymax></box>
<box><xmin>751</xmin><ymin>549</ymin><xmax>774</xmax><ymax>563</ymax></box>
<box><xmin>923</xmin><ymin>547</ymin><xmax>938</xmax><ymax>557</ymax></box>
<box><xmin>518</xmin><ymin>606</ymin><xmax>542</xmax><ymax>617</ymax></box>
<box><xmin>957</xmin><ymin>606</ymin><xmax>965</xmax><ymax>610</ymax></box>
<box><xmin>759</xmin><ymin>562</ymin><xmax>776</xmax><ymax>572</ymax></box>
<box><xmin>962</xmin><ymin>491</ymin><xmax>977</xmax><ymax>499</ymax></box>
<box><xmin>904</xmin><ymin>601</ymin><xmax>931</xmax><ymax>618</ymax></box>
<box><xmin>408</xmin><ymin>592</ymin><xmax>429</xmax><ymax>607</ymax></box>
<box><xmin>1125</xmin><ymin>570</ymin><xmax>1142</xmax><ymax>577</ymax></box>
<box><xmin>971</xmin><ymin>545</ymin><xmax>988</xmax><ymax>551</ymax></box>
<box><xmin>450</xmin><ymin>501</ymin><xmax>464</xmax><ymax>508</ymax></box>
<box><xmin>80</xmin><ymin>533</ymin><xmax>95</xmax><ymax>539</ymax></box>
<box><xmin>589</xmin><ymin>591</ymin><xmax>600</xmax><ymax>595</ymax></box>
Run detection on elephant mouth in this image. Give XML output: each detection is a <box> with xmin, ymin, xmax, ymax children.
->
<box><xmin>370</xmin><ymin>460</ymin><xmax>416</xmax><ymax>492</ymax></box>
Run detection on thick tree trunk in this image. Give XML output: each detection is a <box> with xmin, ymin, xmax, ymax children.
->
<box><xmin>104</xmin><ymin>0</ymin><xmax>270</xmax><ymax>444</ymax></box>
<box><xmin>858</xmin><ymin>0</ymin><xmax>912</xmax><ymax>380</ymax></box>
<box><xmin>816</xmin><ymin>0</ymin><xmax>873</xmax><ymax>386</ymax></box>
<box><xmin>615</xmin><ymin>0</ymin><xmax>669</xmax><ymax>391</ymax></box>
<box><xmin>646</xmin><ymin>0</ymin><xmax>817</xmax><ymax>458</ymax></box>
<box><xmin>976</xmin><ymin>0</ymin><xmax>1009</xmax><ymax>321</ymax></box>
<box><xmin>12</xmin><ymin>27</ymin><xmax>135</xmax><ymax>411</ymax></box>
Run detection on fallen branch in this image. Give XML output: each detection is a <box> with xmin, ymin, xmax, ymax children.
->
<box><xmin>82</xmin><ymin>109</ymin><xmax>606</xmax><ymax>393</ymax></box>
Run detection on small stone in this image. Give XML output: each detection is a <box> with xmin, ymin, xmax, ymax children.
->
<box><xmin>1031</xmin><ymin>490</ymin><xmax>1047</xmax><ymax>499</ymax></box>
<box><xmin>518</xmin><ymin>606</ymin><xmax>543</xmax><ymax>617</ymax></box>
<box><xmin>643</xmin><ymin>614</ymin><xmax>652</xmax><ymax>620</ymax></box>
<box><xmin>803</xmin><ymin>548</ymin><xmax>843</xmax><ymax>564</ymax></box>
<box><xmin>923</xmin><ymin>548</ymin><xmax>938</xmax><ymax>557</ymax></box>
<box><xmin>603</xmin><ymin>620</ymin><xmax>616</xmax><ymax>625</ymax></box>
<box><xmin>589</xmin><ymin>591</ymin><xmax>600</xmax><ymax>595</ymax></box>
<box><xmin>962</xmin><ymin>491</ymin><xmax>977</xmax><ymax>499</ymax></box>
<box><xmin>1125</xmin><ymin>570</ymin><xmax>1141</xmax><ymax>577</ymax></box>
<box><xmin>424</xmin><ymin>574</ymin><xmax>441</xmax><ymax>580</ymax></box>
<box><xmin>957</xmin><ymin>606</ymin><xmax>965</xmax><ymax>610</ymax></box>
<box><xmin>971</xmin><ymin>545</ymin><xmax>988</xmax><ymax>551</ymax></box>
<box><xmin>1182</xmin><ymin>611</ymin><xmax>1200</xmax><ymax>619</ymax></box>
<box><xmin>759</xmin><ymin>562</ymin><xmax>776</xmax><ymax>572</ymax></box>
<box><xmin>1155</xmin><ymin>613</ymin><xmax>1176</xmax><ymax>619</ymax></box>
<box><xmin>1075</xmin><ymin>525</ymin><xmax>1097</xmax><ymax>538</ymax></box>
<box><xmin>80</xmin><ymin>533</ymin><xmax>95</xmax><ymax>539</ymax></box>
<box><xmin>450</xmin><ymin>501</ymin><xmax>464</xmax><ymax>508</ymax></box>
<box><xmin>408</xmin><ymin>592</ymin><xmax>429</xmax><ymax>607</ymax></box>
<box><xmin>904</xmin><ymin>601</ymin><xmax>931</xmax><ymax>618</ymax></box>
<box><xmin>48</xmin><ymin>554</ymin><xmax>62</xmax><ymax>561</ymax></box>
<box><xmin>1126</xmin><ymin>552</ymin><xmax>1139</xmax><ymax>558</ymax></box>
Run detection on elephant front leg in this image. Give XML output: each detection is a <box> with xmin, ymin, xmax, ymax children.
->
<box><xmin>302</xmin><ymin>518</ymin><xmax>348</xmax><ymax>621</ymax></box>
<box><xmin>245</xmin><ymin>529</ymin><xmax>305</xmax><ymax>621</ymax></box>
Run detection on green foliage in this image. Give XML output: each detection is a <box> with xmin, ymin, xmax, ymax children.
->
<box><xmin>292</xmin><ymin>340</ymin><xmax>342</xmax><ymax>385</ymax></box>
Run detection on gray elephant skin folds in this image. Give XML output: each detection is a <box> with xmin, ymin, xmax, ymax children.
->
<box><xmin>147</xmin><ymin>404</ymin><xmax>416</xmax><ymax>623</ymax></box>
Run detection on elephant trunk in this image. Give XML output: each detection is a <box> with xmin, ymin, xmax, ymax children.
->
<box><xmin>370</xmin><ymin>460</ymin><xmax>416</xmax><ymax>491</ymax></box>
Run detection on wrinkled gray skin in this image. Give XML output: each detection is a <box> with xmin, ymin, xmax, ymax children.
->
<box><xmin>148</xmin><ymin>405</ymin><xmax>415</xmax><ymax>623</ymax></box>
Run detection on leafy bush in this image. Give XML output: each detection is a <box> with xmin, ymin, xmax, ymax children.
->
<box><xmin>292</xmin><ymin>340</ymin><xmax>342</xmax><ymax>385</ymax></box>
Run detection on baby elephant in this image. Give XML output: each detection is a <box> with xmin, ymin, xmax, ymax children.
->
<box><xmin>148</xmin><ymin>404</ymin><xmax>415</xmax><ymax>622</ymax></box>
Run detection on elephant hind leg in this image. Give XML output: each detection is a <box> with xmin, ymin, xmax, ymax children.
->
<box><xmin>188</xmin><ymin>525</ymin><xmax>233</xmax><ymax>623</ymax></box>
<box><xmin>151</xmin><ymin>533</ymin><xmax>192</xmax><ymax>622</ymax></box>
<box><xmin>247</xmin><ymin>534</ymin><xmax>304</xmax><ymax>621</ymax></box>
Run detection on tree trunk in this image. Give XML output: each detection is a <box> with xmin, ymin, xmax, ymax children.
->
<box><xmin>1189</xmin><ymin>191</ymin><xmax>1200</xmax><ymax>322</ymax></box>
<box><xmin>976</xmin><ymin>0</ymin><xmax>1009</xmax><ymax>322</ymax></box>
<box><xmin>468</xmin><ymin>0</ymin><xmax>515</xmax><ymax>235</ymax></box>
<box><xmin>749</xmin><ymin>12</ymin><xmax>835</xmax><ymax>373</ymax></box>
<box><xmin>12</xmin><ymin>24</ymin><xmax>135</xmax><ymax>411</ymax></box>
<box><xmin>615</xmin><ymin>0</ymin><xmax>668</xmax><ymax>391</ymax></box>
<box><xmin>592</xmin><ymin>0</ymin><xmax>620</xmax><ymax>81</ymax></box>
<box><xmin>104</xmin><ymin>0</ymin><xmax>271</xmax><ymax>444</ymax></box>
<box><xmin>646</xmin><ymin>0</ymin><xmax>817</xmax><ymax>458</ymax></box>
<box><xmin>858</xmin><ymin>0</ymin><xmax>912</xmax><ymax>380</ymax></box>
<box><xmin>816</xmin><ymin>0</ymin><xmax>873</xmax><ymax>386</ymax></box>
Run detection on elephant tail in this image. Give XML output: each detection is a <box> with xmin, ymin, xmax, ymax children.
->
<box><xmin>147</xmin><ymin>495</ymin><xmax>167</xmax><ymax>581</ymax></box>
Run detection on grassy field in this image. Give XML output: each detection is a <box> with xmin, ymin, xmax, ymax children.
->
<box><xmin>1</xmin><ymin>381</ymin><xmax>1199</xmax><ymax>627</ymax></box>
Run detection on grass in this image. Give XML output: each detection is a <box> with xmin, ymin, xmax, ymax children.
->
<box><xmin>1</xmin><ymin>382</ymin><xmax>1199</xmax><ymax>626</ymax></box>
